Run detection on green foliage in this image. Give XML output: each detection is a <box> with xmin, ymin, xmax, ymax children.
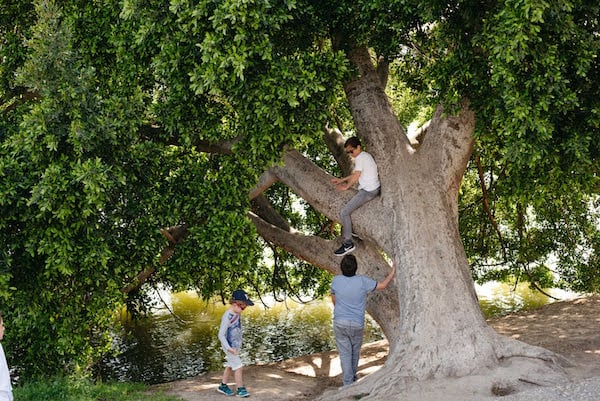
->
<box><xmin>0</xmin><ymin>0</ymin><xmax>598</xmax><ymax>382</ymax></box>
<box><xmin>0</xmin><ymin>0</ymin><xmax>35</xmax><ymax>104</ymax></box>
<box><xmin>1</xmin><ymin>0</ymin><xmax>342</xmax><ymax>379</ymax></box>
<box><xmin>15</xmin><ymin>377</ymin><xmax>180</xmax><ymax>401</ymax></box>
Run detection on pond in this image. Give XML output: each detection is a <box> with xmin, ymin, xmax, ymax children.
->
<box><xmin>98</xmin><ymin>282</ymin><xmax>576</xmax><ymax>384</ymax></box>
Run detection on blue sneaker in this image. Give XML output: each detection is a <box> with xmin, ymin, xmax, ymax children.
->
<box><xmin>217</xmin><ymin>383</ymin><xmax>234</xmax><ymax>396</ymax></box>
<box><xmin>334</xmin><ymin>241</ymin><xmax>355</xmax><ymax>256</ymax></box>
<box><xmin>236</xmin><ymin>386</ymin><xmax>250</xmax><ymax>398</ymax></box>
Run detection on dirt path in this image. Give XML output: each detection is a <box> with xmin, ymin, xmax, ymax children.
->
<box><xmin>152</xmin><ymin>296</ymin><xmax>600</xmax><ymax>401</ymax></box>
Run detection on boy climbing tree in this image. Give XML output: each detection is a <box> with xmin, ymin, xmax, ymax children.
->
<box><xmin>331</xmin><ymin>137</ymin><xmax>381</xmax><ymax>256</ymax></box>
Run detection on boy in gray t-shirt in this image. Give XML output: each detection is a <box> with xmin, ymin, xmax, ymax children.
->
<box><xmin>216</xmin><ymin>289</ymin><xmax>254</xmax><ymax>398</ymax></box>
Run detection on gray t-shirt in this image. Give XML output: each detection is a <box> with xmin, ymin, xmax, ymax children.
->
<box><xmin>331</xmin><ymin>275</ymin><xmax>378</xmax><ymax>326</ymax></box>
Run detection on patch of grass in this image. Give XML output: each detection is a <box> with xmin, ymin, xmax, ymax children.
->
<box><xmin>14</xmin><ymin>377</ymin><xmax>182</xmax><ymax>401</ymax></box>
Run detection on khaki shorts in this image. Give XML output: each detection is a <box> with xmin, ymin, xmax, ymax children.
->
<box><xmin>224</xmin><ymin>351</ymin><xmax>243</xmax><ymax>371</ymax></box>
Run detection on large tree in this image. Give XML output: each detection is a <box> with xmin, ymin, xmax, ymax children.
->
<box><xmin>1</xmin><ymin>0</ymin><xmax>598</xmax><ymax>398</ymax></box>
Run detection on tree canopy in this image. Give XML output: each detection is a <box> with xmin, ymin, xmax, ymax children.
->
<box><xmin>0</xmin><ymin>0</ymin><xmax>598</xmax><ymax>383</ymax></box>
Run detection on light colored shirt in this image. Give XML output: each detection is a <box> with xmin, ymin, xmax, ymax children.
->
<box><xmin>0</xmin><ymin>344</ymin><xmax>13</xmax><ymax>401</ymax></box>
<box><xmin>354</xmin><ymin>151</ymin><xmax>380</xmax><ymax>192</ymax></box>
<box><xmin>218</xmin><ymin>309</ymin><xmax>243</xmax><ymax>351</ymax></box>
<box><xmin>331</xmin><ymin>275</ymin><xmax>378</xmax><ymax>326</ymax></box>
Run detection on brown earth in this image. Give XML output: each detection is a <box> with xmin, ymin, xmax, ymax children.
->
<box><xmin>152</xmin><ymin>295</ymin><xmax>600</xmax><ymax>401</ymax></box>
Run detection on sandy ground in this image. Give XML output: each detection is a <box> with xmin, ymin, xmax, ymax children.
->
<box><xmin>151</xmin><ymin>295</ymin><xmax>600</xmax><ymax>401</ymax></box>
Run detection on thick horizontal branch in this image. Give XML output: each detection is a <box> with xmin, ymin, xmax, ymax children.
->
<box><xmin>249</xmin><ymin>127</ymin><xmax>352</xmax><ymax>201</ymax></box>
<box><xmin>249</xmin><ymin>211</ymin><xmax>396</xmax><ymax>280</ymax></box>
<box><xmin>250</xmin><ymin>149</ymin><xmax>394</xmax><ymax>247</ymax></box>
<box><xmin>251</xmin><ymin>194</ymin><xmax>290</xmax><ymax>231</ymax></box>
<box><xmin>270</xmin><ymin>149</ymin><xmax>349</xmax><ymax>222</ymax></box>
<box><xmin>249</xmin><ymin>211</ymin><xmax>340</xmax><ymax>275</ymax></box>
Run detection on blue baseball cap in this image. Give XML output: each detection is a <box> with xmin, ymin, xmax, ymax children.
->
<box><xmin>232</xmin><ymin>289</ymin><xmax>254</xmax><ymax>306</ymax></box>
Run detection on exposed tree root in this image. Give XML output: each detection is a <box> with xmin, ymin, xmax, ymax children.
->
<box><xmin>316</xmin><ymin>334</ymin><xmax>572</xmax><ymax>401</ymax></box>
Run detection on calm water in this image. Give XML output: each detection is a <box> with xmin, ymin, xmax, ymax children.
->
<box><xmin>98</xmin><ymin>283</ymin><xmax>576</xmax><ymax>384</ymax></box>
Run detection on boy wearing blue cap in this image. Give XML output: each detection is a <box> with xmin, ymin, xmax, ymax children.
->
<box><xmin>217</xmin><ymin>289</ymin><xmax>254</xmax><ymax>398</ymax></box>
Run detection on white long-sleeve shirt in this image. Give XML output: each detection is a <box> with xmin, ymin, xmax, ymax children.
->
<box><xmin>218</xmin><ymin>309</ymin><xmax>242</xmax><ymax>352</ymax></box>
<box><xmin>0</xmin><ymin>344</ymin><xmax>13</xmax><ymax>401</ymax></box>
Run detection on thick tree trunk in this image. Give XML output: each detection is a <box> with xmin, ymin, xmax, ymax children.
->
<box><xmin>391</xmin><ymin>185</ymin><xmax>496</xmax><ymax>376</ymax></box>
<box><xmin>309</xmin><ymin>45</ymin><xmax>569</xmax><ymax>400</ymax></box>
<box><xmin>326</xmin><ymin>175</ymin><xmax>569</xmax><ymax>400</ymax></box>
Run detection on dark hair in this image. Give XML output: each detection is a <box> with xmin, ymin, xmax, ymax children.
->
<box><xmin>340</xmin><ymin>254</ymin><xmax>358</xmax><ymax>277</ymax></box>
<box><xmin>344</xmin><ymin>137</ymin><xmax>361</xmax><ymax>149</ymax></box>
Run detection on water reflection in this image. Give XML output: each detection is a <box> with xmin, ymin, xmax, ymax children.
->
<box><xmin>477</xmin><ymin>281</ymin><xmax>576</xmax><ymax>318</ymax></box>
<box><xmin>99</xmin><ymin>295</ymin><xmax>381</xmax><ymax>384</ymax></box>
<box><xmin>99</xmin><ymin>283</ymin><xmax>576</xmax><ymax>384</ymax></box>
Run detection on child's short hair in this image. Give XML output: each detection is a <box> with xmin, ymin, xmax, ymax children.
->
<box><xmin>340</xmin><ymin>254</ymin><xmax>358</xmax><ymax>277</ymax></box>
<box><xmin>344</xmin><ymin>137</ymin><xmax>361</xmax><ymax>149</ymax></box>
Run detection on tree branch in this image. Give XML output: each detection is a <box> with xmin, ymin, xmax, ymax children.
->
<box><xmin>251</xmin><ymin>194</ymin><xmax>290</xmax><ymax>231</ymax></box>
<box><xmin>343</xmin><ymin>46</ymin><xmax>408</xmax><ymax>161</ymax></box>
<box><xmin>376</xmin><ymin>55</ymin><xmax>389</xmax><ymax>88</ymax></box>
<box><xmin>121</xmin><ymin>225</ymin><xmax>189</xmax><ymax>294</ymax></box>
<box><xmin>249</xmin><ymin>211</ymin><xmax>339</xmax><ymax>274</ymax></box>
<box><xmin>138</xmin><ymin>123</ymin><xmax>241</xmax><ymax>154</ymax></box>
<box><xmin>250</xmin><ymin>148</ymin><xmax>393</xmax><ymax>248</ymax></box>
<box><xmin>249</xmin><ymin>170</ymin><xmax>278</xmax><ymax>200</ymax></box>
<box><xmin>195</xmin><ymin>137</ymin><xmax>243</xmax><ymax>154</ymax></box>
<box><xmin>323</xmin><ymin>123</ymin><xmax>354</xmax><ymax>177</ymax></box>
<box><xmin>1</xmin><ymin>89</ymin><xmax>40</xmax><ymax>115</ymax></box>
<box><xmin>419</xmin><ymin>103</ymin><xmax>475</xmax><ymax>194</ymax></box>
<box><xmin>270</xmin><ymin>149</ymin><xmax>353</xmax><ymax>222</ymax></box>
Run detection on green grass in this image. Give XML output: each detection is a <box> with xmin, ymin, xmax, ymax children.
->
<box><xmin>14</xmin><ymin>378</ymin><xmax>183</xmax><ymax>401</ymax></box>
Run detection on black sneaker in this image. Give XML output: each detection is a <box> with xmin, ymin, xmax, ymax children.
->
<box><xmin>334</xmin><ymin>241</ymin><xmax>355</xmax><ymax>256</ymax></box>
